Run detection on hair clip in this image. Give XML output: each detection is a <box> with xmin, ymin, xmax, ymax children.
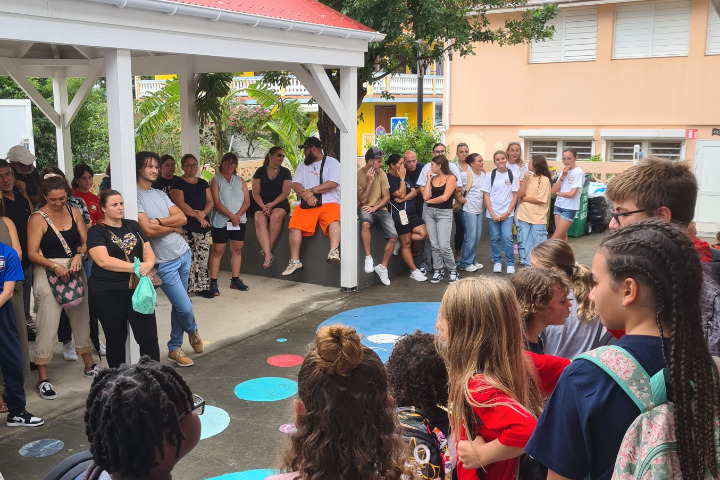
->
<box><xmin>43</xmin><ymin>173</ymin><xmax>61</xmax><ymax>180</ymax></box>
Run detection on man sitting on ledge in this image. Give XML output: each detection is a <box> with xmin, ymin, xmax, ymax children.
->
<box><xmin>282</xmin><ymin>137</ymin><xmax>341</xmax><ymax>276</ymax></box>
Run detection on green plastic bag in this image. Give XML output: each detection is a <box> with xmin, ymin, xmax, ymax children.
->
<box><xmin>132</xmin><ymin>258</ymin><xmax>157</xmax><ymax>314</ymax></box>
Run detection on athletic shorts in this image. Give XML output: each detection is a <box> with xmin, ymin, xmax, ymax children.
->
<box><xmin>289</xmin><ymin>203</ymin><xmax>340</xmax><ymax>237</ymax></box>
<box><xmin>394</xmin><ymin>214</ymin><xmax>425</xmax><ymax>237</ymax></box>
<box><xmin>211</xmin><ymin>224</ymin><xmax>246</xmax><ymax>243</ymax></box>
<box><xmin>553</xmin><ymin>206</ymin><xmax>578</xmax><ymax>223</ymax></box>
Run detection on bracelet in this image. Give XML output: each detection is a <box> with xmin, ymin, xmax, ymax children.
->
<box><xmin>157</xmin><ymin>218</ymin><xmax>163</xmax><ymax>226</ymax></box>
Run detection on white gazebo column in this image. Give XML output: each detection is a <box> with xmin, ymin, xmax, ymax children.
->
<box><xmin>52</xmin><ymin>69</ymin><xmax>73</xmax><ymax>174</ymax></box>
<box><xmin>339</xmin><ymin>67</ymin><xmax>358</xmax><ymax>291</ymax></box>
<box><xmin>105</xmin><ymin>48</ymin><xmax>140</xmax><ymax>363</ymax></box>
<box><xmin>179</xmin><ymin>65</ymin><xmax>200</xmax><ymax>161</ymax></box>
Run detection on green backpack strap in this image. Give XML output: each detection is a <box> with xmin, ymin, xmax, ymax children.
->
<box><xmin>575</xmin><ymin>346</ymin><xmax>654</xmax><ymax>412</ymax></box>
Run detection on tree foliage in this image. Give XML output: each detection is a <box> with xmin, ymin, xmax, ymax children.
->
<box><xmin>195</xmin><ymin>73</ymin><xmax>236</xmax><ymax>163</ymax></box>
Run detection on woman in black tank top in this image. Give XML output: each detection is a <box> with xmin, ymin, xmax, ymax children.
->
<box><xmin>422</xmin><ymin>156</ymin><xmax>458</xmax><ymax>283</ymax></box>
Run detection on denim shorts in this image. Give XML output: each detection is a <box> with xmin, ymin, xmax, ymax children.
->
<box><xmin>553</xmin><ymin>206</ymin><xmax>578</xmax><ymax>223</ymax></box>
<box><xmin>358</xmin><ymin>208</ymin><xmax>398</xmax><ymax>239</ymax></box>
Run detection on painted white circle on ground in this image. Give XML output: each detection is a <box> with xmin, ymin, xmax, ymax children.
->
<box><xmin>367</xmin><ymin>334</ymin><xmax>401</xmax><ymax>345</ymax></box>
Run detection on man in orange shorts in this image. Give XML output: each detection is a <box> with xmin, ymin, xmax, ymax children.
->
<box><xmin>282</xmin><ymin>137</ymin><xmax>342</xmax><ymax>275</ymax></box>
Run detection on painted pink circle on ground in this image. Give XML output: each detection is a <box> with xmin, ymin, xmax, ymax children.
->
<box><xmin>267</xmin><ymin>354</ymin><xmax>304</xmax><ymax>367</ymax></box>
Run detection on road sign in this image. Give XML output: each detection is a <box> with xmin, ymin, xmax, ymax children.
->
<box><xmin>686</xmin><ymin>129</ymin><xmax>698</xmax><ymax>139</ymax></box>
<box><xmin>390</xmin><ymin>117</ymin><xmax>408</xmax><ymax>135</ymax></box>
<box><xmin>375</xmin><ymin>126</ymin><xmax>386</xmax><ymax>137</ymax></box>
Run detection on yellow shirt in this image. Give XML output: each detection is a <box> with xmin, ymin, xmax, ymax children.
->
<box><xmin>357</xmin><ymin>167</ymin><xmax>390</xmax><ymax>208</ymax></box>
<box><xmin>517</xmin><ymin>174</ymin><xmax>551</xmax><ymax>224</ymax></box>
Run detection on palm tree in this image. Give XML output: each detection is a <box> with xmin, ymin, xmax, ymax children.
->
<box><xmin>195</xmin><ymin>73</ymin><xmax>235</xmax><ymax>163</ymax></box>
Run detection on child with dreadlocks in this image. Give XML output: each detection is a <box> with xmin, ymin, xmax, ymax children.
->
<box><xmin>82</xmin><ymin>356</ymin><xmax>202</xmax><ymax>480</ymax></box>
<box><xmin>386</xmin><ymin>330</ymin><xmax>450</xmax><ymax>480</ymax></box>
<box><xmin>526</xmin><ymin>220</ymin><xmax>720</xmax><ymax>479</ymax></box>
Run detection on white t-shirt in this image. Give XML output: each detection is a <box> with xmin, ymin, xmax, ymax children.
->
<box><xmin>462</xmin><ymin>170</ymin><xmax>487</xmax><ymax>215</ymax></box>
<box><xmin>416</xmin><ymin>162</ymin><xmax>464</xmax><ymax>188</ymax></box>
<box><xmin>507</xmin><ymin>162</ymin><xmax>528</xmax><ymax>180</ymax></box>
<box><xmin>480</xmin><ymin>169</ymin><xmax>520</xmax><ymax>218</ymax></box>
<box><xmin>292</xmin><ymin>155</ymin><xmax>341</xmax><ymax>204</ymax></box>
<box><xmin>554</xmin><ymin>166</ymin><xmax>585</xmax><ymax>210</ymax></box>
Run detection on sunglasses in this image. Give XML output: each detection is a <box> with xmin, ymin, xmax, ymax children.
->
<box><xmin>178</xmin><ymin>394</ymin><xmax>205</xmax><ymax>420</ymax></box>
<box><xmin>276</xmin><ymin>153</ymin><xmax>285</xmax><ymax>158</ymax></box>
<box><xmin>610</xmin><ymin>208</ymin><xmax>647</xmax><ymax>225</ymax></box>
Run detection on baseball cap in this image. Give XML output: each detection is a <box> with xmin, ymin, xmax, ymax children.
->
<box><xmin>298</xmin><ymin>137</ymin><xmax>322</xmax><ymax>150</ymax></box>
<box><xmin>365</xmin><ymin>146</ymin><xmax>385</xmax><ymax>161</ymax></box>
<box><xmin>7</xmin><ymin>145</ymin><xmax>36</xmax><ymax>165</ymax></box>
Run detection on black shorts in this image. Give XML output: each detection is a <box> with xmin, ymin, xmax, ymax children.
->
<box><xmin>394</xmin><ymin>215</ymin><xmax>425</xmax><ymax>237</ymax></box>
<box><xmin>211</xmin><ymin>224</ymin><xmax>246</xmax><ymax>243</ymax></box>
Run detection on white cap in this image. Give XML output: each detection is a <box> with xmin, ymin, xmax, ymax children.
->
<box><xmin>6</xmin><ymin>145</ymin><xmax>36</xmax><ymax>165</ymax></box>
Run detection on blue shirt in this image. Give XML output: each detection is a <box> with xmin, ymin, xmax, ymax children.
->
<box><xmin>0</xmin><ymin>242</ymin><xmax>24</xmax><ymax>294</ymax></box>
<box><xmin>525</xmin><ymin>335</ymin><xmax>670</xmax><ymax>480</ymax></box>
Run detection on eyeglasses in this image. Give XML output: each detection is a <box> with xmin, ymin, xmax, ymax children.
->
<box><xmin>610</xmin><ymin>208</ymin><xmax>648</xmax><ymax>225</ymax></box>
<box><xmin>433</xmin><ymin>150</ymin><xmax>446</xmax><ymax>155</ymax></box>
<box><xmin>178</xmin><ymin>394</ymin><xmax>205</xmax><ymax>420</ymax></box>
<box><xmin>184</xmin><ymin>163</ymin><xmax>199</xmax><ymax>168</ymax></box>
<box><xmin>276</xmin><ymin>153</ymin><xmax>285</xmax><ymax>158</ymax></box>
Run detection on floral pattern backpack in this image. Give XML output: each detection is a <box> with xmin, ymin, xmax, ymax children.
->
<box><xmin>576</xmin><ymin>346</ymin><xmax>720</xmax><ymax>479</ymax></box>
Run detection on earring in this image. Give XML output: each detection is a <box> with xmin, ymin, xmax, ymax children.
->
<box><xmin>621</xmin><ymin>302</ymin><xmax>627</xmax><ymax>310</ymax></box>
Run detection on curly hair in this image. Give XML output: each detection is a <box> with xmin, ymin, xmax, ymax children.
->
<box><xmin>531</xmin><ymin>239</ymin><xmax>595</xmax><ymax>321</ymax></box>
<box><xmin>510</xmin><ymin>268</ymin><xmax>569</xmax><ymax>331</ymax></box>
<box><xmin>386</xmin><ymin>330</ymin><xmax>449</xmax><ymax>416</ymax></box>
<box><xmin>599</xmin><ymin>220</ymin><xmax>720</xmax><ymax>478</ymax></box>
<box><xmin>84</xmin><ymin>356</ymin><xmax>194</xmax><ymax>477</ymax></box>
<box><xmin>285</xmin><ymin>325</ymin><xmax>407</xmax><ymax>480</ymax></box>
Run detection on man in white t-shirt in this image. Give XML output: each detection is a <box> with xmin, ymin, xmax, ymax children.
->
<box><xmin>282</xmin><ymin>137</ymin><xmax>342</xmax><ymax>276</ymax></box>
<box><xmin>481</xmin><ymin>151</ymin><xmax>519</xmax><ymax>274</ymax></box>
<box><xmin>551</xmin><ymin>148</ymin><xmax>585</xmax><ymax>242</ymax></box>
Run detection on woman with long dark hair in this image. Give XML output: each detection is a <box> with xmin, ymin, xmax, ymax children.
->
<box><xmin>423</xmin><ymin>155</ymin><xmax>458</xmax><ymax>284</ymax></box>
<box><xmin>516</xmin><ymin>154</ymin><xmax>552</xmax><ymax>267</ymax></box>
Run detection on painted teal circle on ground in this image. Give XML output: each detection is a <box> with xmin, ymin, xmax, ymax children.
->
<box><xmin>234</xmin><ymin>377</ymin><xmax>298</xmax><ymax>402</ymax></box>
<box><xmin>318</xmin><ymin>302</ymin><xmax>440</xmax><ymax>363</ymax></box>
<box><xmin>19</xmin><ymin>439</ymin><xmax>64</xmax><ymax>458</ymax></box>
<box><xmin>205</xmin><ymin>468</ymin><xmax>277</xmax><ymax>480</ymax></box>
<box><xmin>199</xmin><ymin>405</ymin><xmax>231</xmax><ymax>440</ymax></box>
<box><xmin>276</xmin><ymin>338</ymin><xmax>287</xmax><ymax>342</ymax></box>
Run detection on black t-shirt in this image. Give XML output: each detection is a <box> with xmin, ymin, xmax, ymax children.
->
<box><xmin>3</xmin><ymin>191</ymin><xmax>32</xmax><ymax>268</ymax></box>
<box><xmin>151</xmin><ymin>176</ymin><xmax>175</xmax><ymax>196</ymax></box>
<box><xmin>87</xmin><ymin>220</ymin><xmax>148</xmax><ymax>291</ymax></box>
<box><xmin>252</xmin><ymin>165</ymin><xmax>292</xmax><ymax>205</ymax></box>
<box><xmin>14</xmin><ymin>168</ymin><xmax>41</xmax><ymax>196</ymax></box>
<box><xmin>170</xmin><ymin>176</ymin><xmax>210</xmax><ymax>233</ymax></box>
<box><xmin>387</xmin><ymin>173</ymin><xmax>417</xmax><ymax>221</ymax></box>
<box><xmin>406</xmin><ymin>162</ymin><xmax>425</xmax><ymax>186</ymax></box>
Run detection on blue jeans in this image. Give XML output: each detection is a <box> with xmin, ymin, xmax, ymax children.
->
<box><xmin>487</xmin><ymin>216</ymin><xmax>514</xmax><ymax>266</ymax></box>
<box><xmin>157</xmin><ymin>249</ymin><xmax>197</xmax><ymax>352</ymax></box>
<box><xmin>517</xmin><ymin>220</ymin><xmax>547</xmax><ymax>267</ymax></box>
<box><xmin>459</xmin><ymin>211</ymin><xmax>484</xmax><ymax>268</ymax></box>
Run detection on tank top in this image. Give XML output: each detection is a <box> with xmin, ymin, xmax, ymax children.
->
<box><xmin>39</xmin><ymin>206</ymin><xmax>81</xmax><ymax>258</ymax></box>
<box><xmin>209</xmin><ymin>173</ymin><xmax>246</xmax><ymax>228</ymax></box>
<box><xmin>429</xmin><ymin>179</ymin><xmax>453</xmax><ymax>209</ymax></box>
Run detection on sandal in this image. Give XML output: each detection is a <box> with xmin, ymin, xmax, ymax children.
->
<box><xmin>262</xmin><ymin>255</ymin><xmax>275</xmax><ymax>269</ymax></box>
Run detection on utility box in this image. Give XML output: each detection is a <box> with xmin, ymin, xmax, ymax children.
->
<box><xmin>0</xmin><ymin>99</ymin><xmax>34</xmax><ymax>158</ymax></box>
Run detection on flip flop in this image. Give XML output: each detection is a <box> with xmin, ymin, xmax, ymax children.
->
<box><xmin>263</xmin><ymin>255</ymin><xmax>275</xmax><ymax>268</ymax></box>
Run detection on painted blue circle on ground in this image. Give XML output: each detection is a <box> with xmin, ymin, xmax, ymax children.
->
<box><xmin>19</xmin><ymin>439</ymin><xmax>64</xmax><ymax>458</ymax></box>
<box><xmin>234</xmin><ymin>377</ymin><xmax>298</xmax><ymax>402</ymax></box>
<box><xmin>276</xmin><ymin>338</ymin><xmax>288</xmax><ymax>343</ymax></box>
<box><xmin>205</xmin><ymin>468</ymin><xmax>278</xmax><ymax>480</ymax></box>
<box><xmin>200</xmin><ymin>405</ymin><xmax>231</xmax><ymax>440</ymax></box>
<box><xmin>318</xmin><ymin>302</ymin><xmax>440</xmax><ymax>363</ymax></box>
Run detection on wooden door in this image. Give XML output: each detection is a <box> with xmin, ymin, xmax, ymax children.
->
<box><xmin>375</xmin><ymin>105</ymin><xmax>396</xmax><ymax>134</ymax></box>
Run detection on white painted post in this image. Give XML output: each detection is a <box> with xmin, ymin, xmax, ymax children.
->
<box><xmin>52</xmin><ymin>70</ymin><xmax>73</xmax><ymax>174</ymax></box>
<box><xmin>179</xmin><ymin>66</ymin><xmax>200</xmax><ymax>163</ymax></box>
<box><xmin>339</xmin><ymin>67</ymin><xmax>358</xmax><ymax>291</ymax></box>
<box><xmin>105</xmin><ymin>48</ymin><xmax>140</xmax><ymax>364</ymax></box>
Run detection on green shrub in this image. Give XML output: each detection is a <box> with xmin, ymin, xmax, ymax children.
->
<box><xmin>376</xmin><ymin>120</ymin><xmax>441</xmax><ymax>167</ymax></box>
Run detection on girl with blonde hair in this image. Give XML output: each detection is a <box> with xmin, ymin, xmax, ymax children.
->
<box><xmin>437</xmin><ymin>276</ymin><xmax>543</xmax><ymax>480</ymax></box>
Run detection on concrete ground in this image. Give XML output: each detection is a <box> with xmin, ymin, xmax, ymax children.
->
<box><xmin>0</xmin><ymin>231</ymin><xmax>605</xmax><ymax>480</ymax></box>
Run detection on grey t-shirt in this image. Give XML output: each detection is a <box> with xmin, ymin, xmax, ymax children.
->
<box><xmin>137</xmin><ymin>187</ymin><xmax>189</xmax><ymax>263</ymax></box>
<box><xmin>541</xmin><ymin>289</ymin><xmax>605</xmax><ymax>359</ymax></box>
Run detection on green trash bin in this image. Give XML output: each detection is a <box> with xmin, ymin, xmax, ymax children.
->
<box><xmin>567</xmin><ymin>175</ymin><xmax>591</xmax><ymax>238</ymax></box>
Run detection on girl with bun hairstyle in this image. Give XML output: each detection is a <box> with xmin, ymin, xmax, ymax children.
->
<box><xmin>267</xmin><ymin>325</ymin><xmax>407</xmax><ymax>480</ymax></box>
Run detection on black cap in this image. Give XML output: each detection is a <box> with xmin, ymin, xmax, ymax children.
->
<box><xmin>365</xmin><ymin>146</ymin><xmax>385</xmax><ymax>161</ymax></box>
<box><xmin>298</xmin><ymin>137</ymin><xmax>322</xmax><ymax>150</ymax></box>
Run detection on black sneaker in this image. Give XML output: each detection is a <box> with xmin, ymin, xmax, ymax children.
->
<box><xmin>7</xmin><ymin>411</ymin><xmax>44</xmax><ymax>427</ymax></box>
<box><xmin>209</xmin><ymin>282</ymin><xmax>220</xmax><ymax>297</ymax></box>
<box><xmin>198</xmin><ymin>290</ymin><xmax>215</xmax><ymax>299</ymax></box>
<box><xmin>230</xmin><ymin>279</ymin><xmax>249</xmax><ymax>291</ymax></box>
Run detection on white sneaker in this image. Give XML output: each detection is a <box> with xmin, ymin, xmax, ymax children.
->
<box><xmin>374</xmin><ymin>264</ymin><xmax>391</xmax><ymax>286</ymax></box>
<box><xmin>448</xmin><ymin>271</ymin><xmax>459</xmax><ymax>283</ymax></box>
<box><xmin>327</xmin><ymin>248</ymin><xmax>340</xmax><ymax>265</ymax></box>
<box><xmin>506</xmin><ymin>266</ymin><xmax>515</xmax><ymax>274</ymax></box>
<box><xmin>462</xmin><ymin>264</ymin><xmax>479</xmax><ymax>272</ymax></box>
<box><xmin>473</xmin><ymin>262</ymin><xmax>484</xmax><ymax>269</ymax></box>
<box><xmin>410</xmin><ymin>269</ymin><xmax>427</xmax><ymax>282</ymax></box>
<box><xmin>92</xmin><ymin>341</ymin><xmax>107</xmax><ymax>356</ymax></box>
<box><xmin>282</xmin><ymin>260</ymin><xmax>303</xmax><ymax>275</ymax></box>
<box><xmin>62</xmin><ymin>342</ymin><xmax>77</xmax><ymax>361</ymax></box>
<box><xmin>393</xmin><ymin>242</ymin><xmax>401</xmax><ymax>256</ymax></box>
<box><xmin>493</xmin><ymin>263</ymin><xmax>502</xmax><ymax>273</ymax></box>
<box><xmin>364</xmin><ymin>256</ymin><xmax>374</xmax><ymax>273</ymax></box>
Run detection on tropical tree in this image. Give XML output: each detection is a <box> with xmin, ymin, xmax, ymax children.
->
<box><xmin>195</xmin><ymin>73</ymin><xmax>236</xmax><ymax>163</ymax></box>
<box><xmin>134</xmin><ymin>78</ymin><xmax>180</xmax><ymax>152</ymax></box>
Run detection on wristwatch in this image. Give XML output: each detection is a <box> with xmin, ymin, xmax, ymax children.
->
<box><xmin>310</xmin><ymin>187</ymin><xmax>315</xmax><ymax>194</ymax></box>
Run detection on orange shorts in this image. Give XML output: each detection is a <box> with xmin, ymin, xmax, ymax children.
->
<box><xmin>289</xmin><ymin>203</ymin><xmax>340</xmax><ymax>237</ymax></box>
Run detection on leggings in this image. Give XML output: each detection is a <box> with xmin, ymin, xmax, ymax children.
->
<box><xmin>89</xmin><ymin>289</ymin><xmax>160</xmax><ymax>368</ymax></box>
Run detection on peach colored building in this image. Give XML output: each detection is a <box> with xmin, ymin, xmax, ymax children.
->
<box><xmin>444</xmin><ymin>0</ymin><xmax>720</xmax><ymax>234</ymax></box>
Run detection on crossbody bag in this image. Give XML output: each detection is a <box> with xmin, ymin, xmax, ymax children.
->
<box><xmin>300</xmin><ymin>156</ymin><xmax>327</xmax><ymax>209</ymax></box>
<box><xmin>38</xmin><ymin>210</ymin><xmax>85</xmax><ymax>309</ymax></box>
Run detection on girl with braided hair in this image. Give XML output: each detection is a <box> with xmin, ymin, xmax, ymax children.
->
<box><xmin>267</xmin><ymin>325</ymin><xmax>407</xmax><ymax>480</ymax></box>
<box><xmin>526</xmin><ymin>220</ymin><xmax>720</xmax><ymax>479</ymax></box>
<box><xmin>82</xmin><ymin>356</ymin><xmax>202</xmax><ymax>479</ymax></box>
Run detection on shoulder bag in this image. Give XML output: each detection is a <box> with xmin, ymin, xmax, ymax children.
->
<box><xmin>38</xmin><ymin>211</ymin><xmax>85</xmax><ymax>308</ymax></box>
<box><xmin>300</xmin><ymin>156</ymin><xmax>327</xmax><ymax>209</ymax></box>
<box><xmin>102</xmin><ymin>222</ymin><xmax>162</xmax><ymax>289</ymax></box>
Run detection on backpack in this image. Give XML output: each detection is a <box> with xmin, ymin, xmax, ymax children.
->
<box><xmin>576</xmin><ymin>346</ymin><xmax>720</xmax><ymax>479</ymax></box>
<box><xmin>397</xmin><ymin>406</ymin><xmax>449</xmax><ymax>480</ymax></box>
<box><xmin>490</xmin><ymin>168</ymin><xmax>513</xmax><ymax>188</ymax></box>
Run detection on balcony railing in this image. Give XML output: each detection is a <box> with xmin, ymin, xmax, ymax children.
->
<box><xmin>136</xmin><ymin>74</ymin><xmax>443</xmax><ymax>100</ymax></box>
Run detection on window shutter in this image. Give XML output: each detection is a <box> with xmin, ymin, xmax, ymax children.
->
<box><xmin>708</xmin><ymin>5</ymin><xmax>720</xmax><ymax>55</ymax></box>
<box><xmin>530</xmin><ymin>8</ymin><xmax>598</xmax><ymax>63</ymax></box>
<box><xmin>614</xmin><ymin>1</ymin><xmax>690</xmax><ymax>59</ymax></box>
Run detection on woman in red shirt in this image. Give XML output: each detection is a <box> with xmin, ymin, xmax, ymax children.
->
<box><xmin>72</xmin><ymin>164</ymin><xmax>102</xmax><ymax>226</ymax></box>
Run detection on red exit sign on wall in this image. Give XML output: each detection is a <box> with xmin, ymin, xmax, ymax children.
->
<box><xmin>686</xmin><ymin>129</ymin><xmax>698</xmax><ymax>139</ymax></box>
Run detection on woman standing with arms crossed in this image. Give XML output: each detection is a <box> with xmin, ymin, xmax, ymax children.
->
<box><xmin>516</xmin><ymin>154</ymin><xmax>552</xmax><ymax>267</ymax></box>
<box><xmin>423</xmin><ymin>156</ymin><xmax>458</xmax><ymax>284</ymax></box>
<box><xmin>551</xmin><ymin>148</ymin><xmax>584</xmax><ymax>242</ymax></box>
<box><xmin>208</xmin><ymin>152</ymin><xmax>250</xmax><ymax>295</ymax></box>
<box><xmin>457</xmin><ymin>153</ymin><xmax>486</xmax><ymax>273</ymax></box>
<box><xmin>170</xmin><ymin>154</ymin><xmax>214</xmax><ymax>298</ymax></box>
<box><xmin>87</xmin><ymin>190</ymin><xmax>160</xmax><ymax>368</ymax></box>
<box><xmin>252</xmin><ymin>146</ymin><xmax>292</xmax><ymax>269</ymax></box>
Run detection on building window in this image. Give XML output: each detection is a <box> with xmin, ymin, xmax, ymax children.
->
<box><xmin>613</xmin><ymin>0</ymin><xmax>691</xmax><ymax>59</ymax></box>
<box><xmin>528</xmin><ymin>140</ymin><xmax>594</xmax><ymax>161</ymax></box>
<box><xmin>530</xmin><ymin>8</ymin><xmax>598</xmax><ymax>63</ymax></box>
<box><xmin>707</xmin><ymin>4</ymin><xmax>720</xmax><ymax>55</ymax></box>
<box><xmin>608</xmin><ymin>140</ymin><xmax>684</xmax><ymax>161</ymax></box>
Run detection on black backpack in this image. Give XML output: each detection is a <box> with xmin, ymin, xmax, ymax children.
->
<box><xmin>490</xmin><ymin>168</ymin><xmax>513</xmax><ymax>188</ymax></box>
